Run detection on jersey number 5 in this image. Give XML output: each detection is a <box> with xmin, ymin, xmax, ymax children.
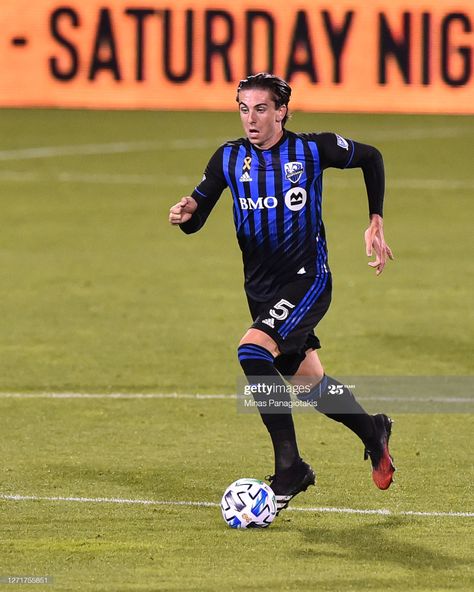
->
<box><xmin>269</xmin><ymin>299</ymin><xmax>295</xmax><ymax>321</ymax></box>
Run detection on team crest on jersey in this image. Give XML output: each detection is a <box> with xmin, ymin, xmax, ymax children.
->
<box><xmin>240</xmin><ymin>156</ymin><xmax>253</xmax><ymax>182</ymax></box>
<box><xmin>335</xmin><ymin>134</ymin><xmax>349</xmax><ymax>150</ymax></box>
<box><xmin>284</xmin><ymin>161</ymin><xmax>304</xmax><ymax>184</ymax></box>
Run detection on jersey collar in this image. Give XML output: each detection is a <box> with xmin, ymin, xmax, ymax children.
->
<box><xmin>246</xmin><ymin>129</ymin><xmax>289</xmax><ymax>153</ymax></box>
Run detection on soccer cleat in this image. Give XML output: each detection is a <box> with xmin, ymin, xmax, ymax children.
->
<box><xmin>266</xmin><ymin>460</ymin><xmax>316</xmax><ymax>515</ymax></box>
<box><xmin>364</xmin><ymin>413</ymin><xmax>396</xmax><ymax>490</ymax></box>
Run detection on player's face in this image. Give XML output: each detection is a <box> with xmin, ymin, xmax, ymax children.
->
<box><xmin>238</xmin><ymin>89</ymin><xmax>287</xmax><ymax>150</ymax></box>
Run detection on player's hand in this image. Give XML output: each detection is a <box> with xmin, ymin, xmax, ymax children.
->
<box><xmin>169</xmin><ymin>196</ymin><xmax>198</xmax><ymax>225</ymax></box>
<box><xmin>364</xmin><ymin>214</ymin><xmax>394</xmax><ymax>276</ymax></box>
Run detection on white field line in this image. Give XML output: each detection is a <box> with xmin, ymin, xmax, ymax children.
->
<box><xmin>0</xmin><ymin>493</ymin><xmax>472</xmax><ymax>518</ymax></box>
<box><xmin>0</xmin><ymin>392</ymin><xmax>472</xmax><ymax>404</ymax></box>
<box><xmin>0</xmin><ymin>126</ymin><xmax>471</xmax><ymax>162</ymax></box>
<box><xmin>0</xmin><ymin>170</ymin><xmax>194</xmax><ymax>186</ymax></box>
<box><xmin>359</xmin><ymin>395</ymin><xmax>473</xmax><ymax>404</ymax></box>
<box><xmin>0</xmin><ymin>393</ymin><xmax>236</xmax><ymax>400</ymax></box>
<box><xmin>0</xmin><ymin>169</ymin><xmax>474</xmax><ymax>191</ymax></box>
<box><xmin>0</xmin><ymin>138</ymin><xmax>224</xmax><ymax>161</ymax></box>
<box><xmin>359</xmin><ymin>126</ymin><xmax>474</xmax><ymax>142</ymax></box>
<box><xmin>330</xmin><ymin>177</ymin><xmax>474</xmax><ymax>191</ymax></box>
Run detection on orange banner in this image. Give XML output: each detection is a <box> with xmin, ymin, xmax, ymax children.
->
<box><xmin>0</xmin><ymin>0</ymin><xmax>473</xmax><ymax>113</ymax></box>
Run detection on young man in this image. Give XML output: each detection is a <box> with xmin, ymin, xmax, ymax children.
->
<box><xmin>169</xmin><ymin>73</ymin><xmax>395</xmax><ymax>514</ymax></box>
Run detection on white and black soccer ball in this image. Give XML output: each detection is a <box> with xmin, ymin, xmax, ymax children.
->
<box><xmin>220</xmin><ymin>478</ymin><xmax>277</xmax><ymax>528</ymax></box>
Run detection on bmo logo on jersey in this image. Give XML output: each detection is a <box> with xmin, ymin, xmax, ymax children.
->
<box><xmin>284</xmin><ymin>187</ymin><xmax>307</xmax><ymax>211</ymax></box>
<box><xmin>239</xmin><ymin>196</ymin><xmax>278</xmax><ymax>210</ymax></box>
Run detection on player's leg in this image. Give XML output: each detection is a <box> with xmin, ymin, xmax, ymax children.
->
<box><xmin>239</xmin><ymin>276</ymin><xmax>331</xmax><ymax>511</ymax></box>
<box><xmin>291</xmin><ymin>349</ymin><xmax>395</xmax><ymax>490</ymax></box>
<box><xmin>270</xmin><ymin>271</ymin><xmax>395</xmax><ymax>490</ymax></box>
<box><xmin>239</xmin><ymin>329</ymin><xmax>301</xmax><ymax>475</ymax></box>
<box><xmin>239</xmin><ymin>299</ymin><xmax>316</xmax><ymax>513</ymax></box>
<box><xmin>293</xmin><ymin>349</ymin><xmax>376</xmax><ymax>441</ymax></box>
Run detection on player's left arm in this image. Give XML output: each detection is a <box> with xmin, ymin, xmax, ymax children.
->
<box><xmin>316</xmin><ymin>132</ymin><xmax>394</xmax><ymax>276</ymax></box>
<box><xmin>363</xmin><ymin>211</ymin><xmax>394</xmax><ymax>276</ymax></box>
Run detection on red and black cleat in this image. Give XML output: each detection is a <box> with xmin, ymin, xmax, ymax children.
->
<box><xmin>364</xmin><ymin>414</ymin><xmax>396</xmax><ymax>490</ymax></box>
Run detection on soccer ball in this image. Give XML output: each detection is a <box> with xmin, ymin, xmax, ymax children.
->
<box><xmin>220</xmin><ymin>478</ymin><xmax>277</xmax><ymax>528</ymax></box>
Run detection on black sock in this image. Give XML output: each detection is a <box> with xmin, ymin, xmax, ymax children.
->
<box><xmin>238</xmin><ymin>344</ymin><xmax>300</xmax><ymax>474</ymax></box>
<box><xmin>298</xmin><ymin>374</ymin><xmax>375</xmax><ymax>443</ymax></box>
<box><xmin>269</xmin><ymin>427</ymin><xmax>300</xmax><ymax>474</ymax></box>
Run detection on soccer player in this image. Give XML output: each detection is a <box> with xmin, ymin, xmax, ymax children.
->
<box><xmin>169</xmin><ymin>73</ymin><xmax>395</xmax><ymax>514</ymax></box>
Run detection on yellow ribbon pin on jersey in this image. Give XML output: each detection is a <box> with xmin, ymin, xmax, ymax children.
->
<box><xmin>243</xmin><ymin>157</ymin><xmax>252</xmax><ymax>171</ymax></box>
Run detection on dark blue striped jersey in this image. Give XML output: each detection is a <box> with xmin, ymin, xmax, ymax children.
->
<box><xmin>181</xmin><ymin>130</ymin><xmax>384</xmax><ymax>302</ymax></box>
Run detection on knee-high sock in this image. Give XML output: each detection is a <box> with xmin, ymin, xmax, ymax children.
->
<box><xmin>298</xmin><ymin>374</ymin><xmax>375</xmax><ymax>443</ymax></box>
<box><xmin>238</xmin><ymin>344</ymin><xmax>300</xmax><ymax>474</ymax></box>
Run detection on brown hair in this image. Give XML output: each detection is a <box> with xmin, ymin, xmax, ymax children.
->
<box><xmin>236</xmin><ymin>73</ymin><xmax>292</xmax><ymax>126</ymax></box>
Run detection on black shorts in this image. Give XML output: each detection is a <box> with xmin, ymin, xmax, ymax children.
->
<box><xmin>247</xmin><ymin>273</ymin><xmax>332</xmax><ymax>368</ymax></box>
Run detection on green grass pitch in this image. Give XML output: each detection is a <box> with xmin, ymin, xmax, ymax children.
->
<box><xmin>0</xmin><ymin>108</ymin><xmax>473</xmax><ymax>591</ymax></box>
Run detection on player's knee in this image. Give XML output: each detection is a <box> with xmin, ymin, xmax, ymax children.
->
<box><xmin>239</xmin><ymin>328</ymin><xmax>279</xmax><ymax>357</ymax></box>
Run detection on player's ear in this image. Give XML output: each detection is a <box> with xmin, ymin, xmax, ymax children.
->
<box><xmin>276</xmin><ymin>105</ymin><xmax>287</xmax><ymax>122</ymax></box>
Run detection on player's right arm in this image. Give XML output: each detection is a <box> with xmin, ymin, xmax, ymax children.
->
<box><xmin>168</xmin><ymin>146</ymin><xmax>228</xmax><ymax>234</ymax></box>
<box><xmin>169</xmin><ymin>196</ymin><xmax>198</xmax><ymax>225</ymax></box>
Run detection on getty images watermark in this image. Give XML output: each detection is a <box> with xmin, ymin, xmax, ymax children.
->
<box><xmin>236</xmin><ymin>376</ymin><xmax>474</xmax><ymax>414</ymax></box>
<box><xmin>241</xmin><ymin>381</ymin><xmax>314</xmax><ymax>411</ymax></box>
<box><xmin>237</xmin><ymin>376</ymin><xmax>356</xmax><ymax>414</ymax></box>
